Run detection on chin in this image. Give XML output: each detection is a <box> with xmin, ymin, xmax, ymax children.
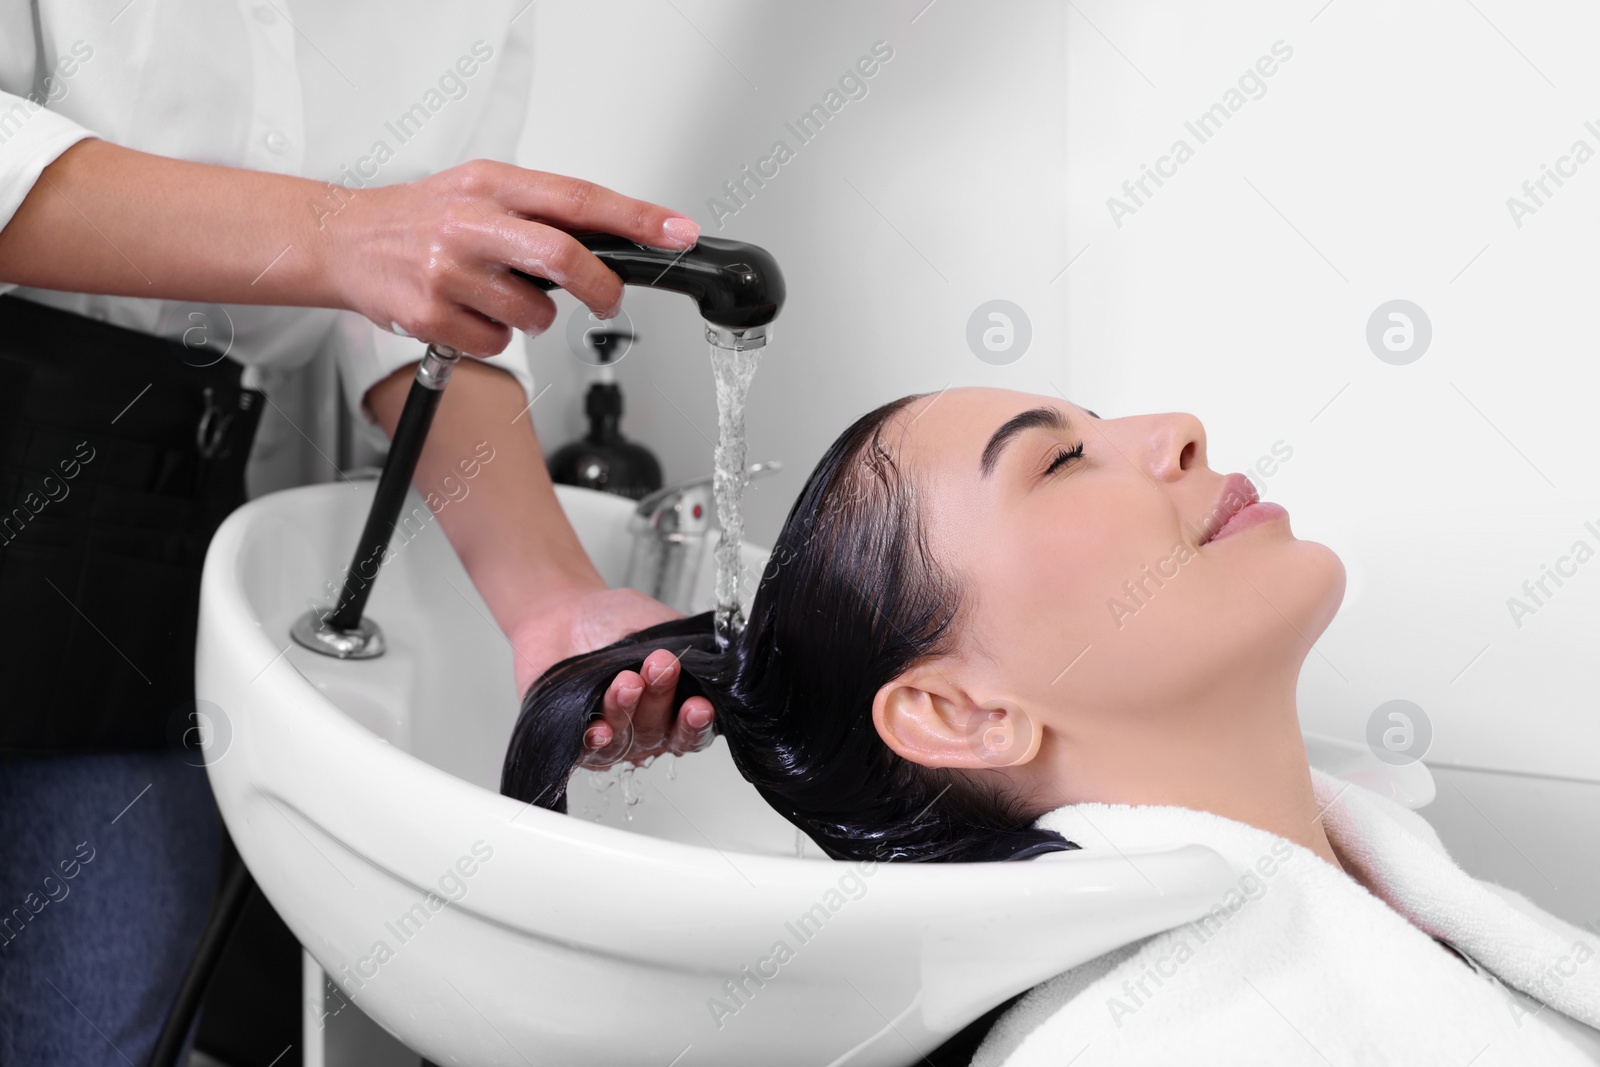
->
<box><xmin>1284</xmin><ymin>538</ymin><xmax>1347</xmax><ymax>641</ymax></box>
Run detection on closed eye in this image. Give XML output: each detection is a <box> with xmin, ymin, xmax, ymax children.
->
<box><xmin>1044</xmin><ymin>441</ymin><xmax>1084</xmax><ymax>477</ymax></box>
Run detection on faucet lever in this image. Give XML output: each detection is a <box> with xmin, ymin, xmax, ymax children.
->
<box><xmin>633</xmin><ymin>460</ymin><xmax>782</xmax><ymax>521</ymax></box>
<box><xmin>624</xmin><ymin>460</ymin><xmax>782</xmax><ymax>613</ymax></box>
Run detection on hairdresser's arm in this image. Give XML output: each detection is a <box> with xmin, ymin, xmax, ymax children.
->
<box><xmin>0</xmin><ymin>136</ymin><xmax>693</xmax><ymax>356</ymax></box>
<box><xmin>0</xmin><ymin>136</ymin><xmax>715</xmax><ymax>762</ymax></box>
<box><xmin>365</xmin><ymin>358</ymin><xmax>716</xmax><ymax>762</ymax></box>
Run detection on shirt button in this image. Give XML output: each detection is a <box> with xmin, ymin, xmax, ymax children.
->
<box><xmin>253</xmin><ymin>5</ymin><xmax>277</xmax><ymax>24</ymax></box>
<box><xmin>264</xmin><ymin>130</ymin><xmax>289</xmax><ymax>154</ymax></box>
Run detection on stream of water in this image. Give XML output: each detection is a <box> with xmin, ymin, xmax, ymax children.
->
<box><xmin>708</xmin><ymin>342</ymin><xmax>764</xmax><ymax>648</ymax></box>
<box><xmin>576</xmin><ymin>343</ymin><xmax>764</xmax><ymax>827</ymax></box>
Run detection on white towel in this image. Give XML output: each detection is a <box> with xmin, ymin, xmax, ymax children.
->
<box><xmin>972</xmin><ymin>768</ymin><xmax>1600</xmax><ymax>1066</ymax></box>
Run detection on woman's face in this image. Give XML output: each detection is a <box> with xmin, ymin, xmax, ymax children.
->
<box><xmin>874</xmin><ymin>387</ymin><xmax>1345</xmax><ymax>804</ymax></box>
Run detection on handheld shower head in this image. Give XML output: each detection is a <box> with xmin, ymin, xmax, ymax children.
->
<box><xmin>513</xmin><ymin>234</ymin><xmax>785</xmax><ymax>350</ymax></box>
<box><xmin>304</xmin><ymin>238</ymin><xmax>783</xmax><ymax>657</ymax></box>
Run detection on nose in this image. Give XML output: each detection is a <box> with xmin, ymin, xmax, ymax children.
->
<box><xmin>1144</xmin><ymin>411</ymin><xmax>1207</xmax><ymax>482</ymax></box>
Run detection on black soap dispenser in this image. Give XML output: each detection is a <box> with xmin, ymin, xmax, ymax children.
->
<box><xmin>547</xmin><ymin>329</ymin><xmax>664</xmax><ymax>501</ymax></box>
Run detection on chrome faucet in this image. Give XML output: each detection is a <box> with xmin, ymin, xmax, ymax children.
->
<box><xmin>625</xmin><ymin>460</ymin><xmax>781</xmax><ymax>614</ymax></box>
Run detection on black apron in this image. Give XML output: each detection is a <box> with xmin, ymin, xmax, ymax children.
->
<box><xmin>0</xmin><ymin>293</ymin><xmax>264</xmax><ymax>752</ymax></box>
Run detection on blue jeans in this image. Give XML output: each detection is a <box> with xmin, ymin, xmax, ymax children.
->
<box><xmin>0</xmin><ymin>751</ymin><xmax>221</xmax><ymax>1066</ymax></box>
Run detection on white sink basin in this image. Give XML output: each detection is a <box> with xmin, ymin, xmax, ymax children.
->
<box><xmin>196</xmin><ymin>481</ymin><xmax>1398</xmax><ymax>1066</ymax></box>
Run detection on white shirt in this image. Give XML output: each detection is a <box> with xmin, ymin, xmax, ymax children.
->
<box><xmin>0</xmin><ymin>0</ymin><xmax>537</xmax><ymax>450</ymax></box>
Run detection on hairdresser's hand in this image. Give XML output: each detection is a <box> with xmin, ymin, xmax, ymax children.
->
<box><xmin>510</xmin><ymin>587</ymin><xmax>716</xmax><ymax>767</ymax></box>
<box><xmin>580</xmin><ymin>644</ymin><xmax>718</xmax><ymax>769</ymax></box>
<box><xmin>326</xmin><ymin>160</ymin><xmax>700</xmax><ymax>355</ymax></box>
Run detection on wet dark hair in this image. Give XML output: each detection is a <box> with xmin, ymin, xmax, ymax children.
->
<box><xmin>501</xmin><ymin>394</ymin><xmax>1078</xmax><ymax>863</ymax></box>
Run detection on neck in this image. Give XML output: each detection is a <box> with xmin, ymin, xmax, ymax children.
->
<box><xmin>1038</xmin><ymin>668</ymin><xmax>1345</xmax><ymax>873</ymax></box>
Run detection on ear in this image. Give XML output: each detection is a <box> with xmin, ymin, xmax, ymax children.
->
<box><xmin>871</xmin><ymin>665</ymin><xmax>1042</xmax><ymax>770</ymax></box>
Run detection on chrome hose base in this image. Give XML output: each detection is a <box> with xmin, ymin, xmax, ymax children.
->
<box><xmin>290</xmin><ymin>607</ymin><xmax>386</xmax><ymax>660</ymax></box>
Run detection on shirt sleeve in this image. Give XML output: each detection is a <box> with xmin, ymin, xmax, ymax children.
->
<box><xmin>0</xmin><ymin>3</ymin><xmax>97</xmax><ymax>298</ymax></box>
<box><xmin>328</xmin><ymin>11</ymin><xmax>540</xmax><ymax>452</ymax></box>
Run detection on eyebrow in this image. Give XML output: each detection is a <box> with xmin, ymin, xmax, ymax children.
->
<box><xmin>979</xmin><ymin>405</ymin><xmax>1072</xmax><ymax>478</ymax></box>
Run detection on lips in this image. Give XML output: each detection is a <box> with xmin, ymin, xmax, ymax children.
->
<box><xmin>1197</xmin><ymin>472</ymin><xmax>1287</xmax><ymax>545</ymax></box>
